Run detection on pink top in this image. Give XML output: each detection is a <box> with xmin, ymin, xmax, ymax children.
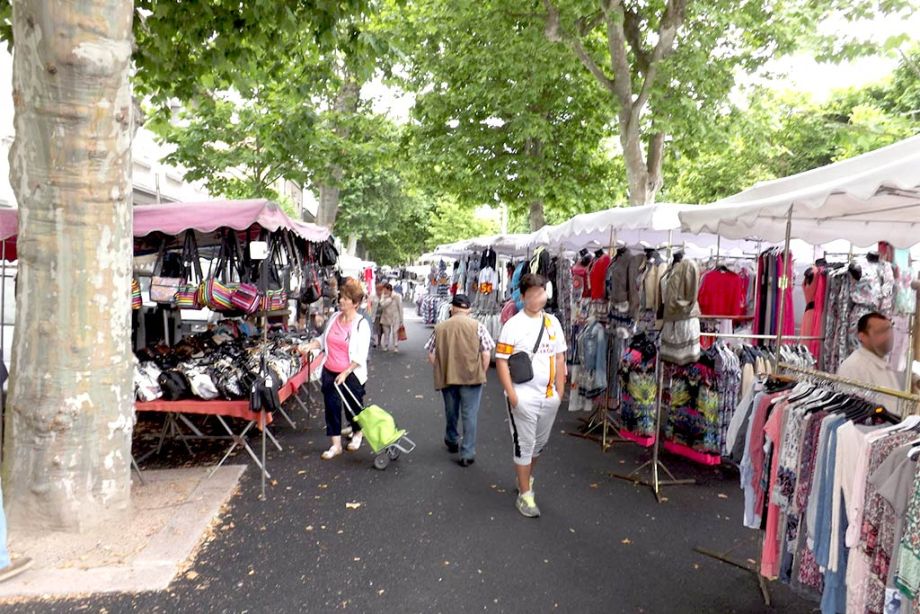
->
<box><xmin>325</xmin><ymin>316</ymin><xmax>353</xmax><ymax>373</ymax></box>
<box><xmin>761</xmin><ymin>402</ymin><xmax>787</xmax><ymax>579</ymax></box>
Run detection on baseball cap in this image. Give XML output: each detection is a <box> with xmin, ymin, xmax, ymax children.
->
<box><xmin>451</xmin><ymin>294</ymin><xmax>471</xmax><ymax>309</ymax></box>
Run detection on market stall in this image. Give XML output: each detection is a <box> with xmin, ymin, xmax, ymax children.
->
<box><xmin>0</xmin><ymin>200</ymin><xmax>337</xmax><ymax>484</ymax></box>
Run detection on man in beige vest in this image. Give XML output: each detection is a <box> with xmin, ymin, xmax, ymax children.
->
<box><xmin>425</xmin><ymin>294</ymin><xmax>495</xmax><ymax>466</ymax></box>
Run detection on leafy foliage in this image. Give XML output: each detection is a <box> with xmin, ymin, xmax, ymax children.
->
<box><xmin>392</xmin><ymin>0</ymin><xmax>621</xmax><ymax>230</ymax></box>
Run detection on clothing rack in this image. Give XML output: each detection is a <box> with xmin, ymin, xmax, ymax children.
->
<box><xmin>699</xmin><ymin>332</ymin><xmax>825</xmax><ymax>341</ymax></box>
<box><xmin>571</xmin><ymin>337</ymin><xmax>629</xmax><ymax>451</ymax></box>
<box><xmin>608</xmin><ymin>352</ymin><xmax>696</xmax><ymax>502</ymax></box>
<box><xmin>777</xmin><ymin>362</ymin><xmax>920</xmax><ymax>409</ymax></box>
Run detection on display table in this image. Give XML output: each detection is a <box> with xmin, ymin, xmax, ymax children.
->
<box><xmin>135</xmin><ymin>351</ymin><xmax>324</xmax><ymax>479</ymax></box>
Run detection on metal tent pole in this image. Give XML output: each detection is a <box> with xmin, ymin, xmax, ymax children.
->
<box><xmin>0</xmin><ymin>240</ymin><xmax>6</xmax><ymax>462</ymax></box>
<box><xmin>773</xmin><ymin>206</ymin><xmax>793</xmax><ymax>369</ymax></box>
<box><xmin>608</xmin><ymin>228</ymin><xmax>694</xmax><ymax>502</ymax></box>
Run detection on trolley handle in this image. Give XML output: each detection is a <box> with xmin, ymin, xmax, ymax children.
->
<box><xmin>334</xmin><ymin>380</ymin><xmax>364</xmax><ymax>419</ymax></box>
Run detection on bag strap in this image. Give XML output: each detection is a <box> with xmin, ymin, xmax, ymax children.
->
<box><xmin>531</xmin><ymin>314</ymin><xmax>546</xmax><ymax>355</ymax></box>
<box><xmin>152</xmin><ymin>236</ymin><xmax>167</xmax><ymax>277</ymax></box>
<box><xmin>183</xmin><ymin>230</ymin><xmax>203</xmax><ymax>282</ymax></box>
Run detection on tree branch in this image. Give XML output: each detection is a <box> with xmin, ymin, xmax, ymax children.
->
<box><xmin>633</xmin><ymin>0</ymin><xmax>687</xmax><ymax>116</ymax></box>
<box><xmin>601</xmin><ymin>0</ymin><xmax>635</xmax><ymax>107</ymax></box>
<box><xmin>646</xmin><ymin>131</ymin><xmax>665</xmax><ymax>189</ymax></box>
<box><xmin>622</xmin><ymin>8</ymin><xmax>650</xmax><ymax>74</ymax></box>
<box><xmin>543</xmin><ymin>0</ymin><xmax>617</xmax><ymax>95</ymax></box>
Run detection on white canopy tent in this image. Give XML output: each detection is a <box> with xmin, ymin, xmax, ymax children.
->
<box><xmin>678</xmin><ymin>135</ymin><xmax>920</xmax><ymax>248</ymax></box>
<box><xmin>521</xmin><ymin>203</ymin><xmax>762</xmax><ymax>258</ymax></box>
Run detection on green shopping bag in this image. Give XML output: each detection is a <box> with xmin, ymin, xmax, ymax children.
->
<box><xmin>355</xmin><ymin>405</ymin><xmax>406</xmax><ymax>454</ymax></box>
<box><xmin>337</xmin><ymin>383</ymin><xmax>406</xmax><ymax>454</ymax></box>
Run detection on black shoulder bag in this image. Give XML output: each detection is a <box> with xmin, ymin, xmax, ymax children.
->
<box><xmin>507</xmin><ymin>316</ymin><xmax>546</xmax><ymax>384</ymax></box>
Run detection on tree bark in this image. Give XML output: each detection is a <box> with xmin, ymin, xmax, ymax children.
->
<box><xmin>316</xmin><ymin>77</ymin><xmax>360</xmax><ymax>229</ymax></box>
<box><xmin>544</xmin><ymin>0</ymin><xmax>686</xmax><ymax>206</ymax></box>
<box><xmin>524</xmin><ymin>137</ymin><xmax>546</xmax><ymax>230</ymax></box>
<box><xmin>528</xmin><ymin>199</ymin><xmax>546</xmax><ymax>231</ymax></box>
<box><xmin>4</xmin><ymin>0</ymin><xmax>135</xmax><ymax>531</ymax></box>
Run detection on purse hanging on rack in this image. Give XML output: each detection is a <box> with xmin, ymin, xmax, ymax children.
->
<box><xmin>175</xmin><ymin>231</ymin><xmax>205</xmax><ymax>309</ymax></box>
<box><xmin>300</xmin><ymin>242</ymin><xmax>323</xmax><ymax>305</ymax></box>
<box><xmin>150</xmin><ymin>238</ymin><xmax>183</xmax><ymax>305</ymax></box>
<box><xmin>230</xmin><ymin>232</ymin><xmax>262</xmax><ymax>314</ymax></box>
<box><xmin>284</xmin><ymin>231</ymin><xmax>303</xmax><ymax>295</ymax></box>
<box><xmin>131</xmin><ymin>278</ymin><xmax>143</xmax><ymax>310</ymax></box>
<box><xmin>202</xmin><ymin>230</ymin><xmax>238</xmax><ymax>312</ymax></box>
<box><xmin>261</xmin><ymin>234</ymin><xmax>289</xmax><ymax>312</ymax></box>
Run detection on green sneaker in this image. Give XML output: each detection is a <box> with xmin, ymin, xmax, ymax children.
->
<box><xmin>515</xmin><ymin>476</ymin><xmax>535</xmax><ymax>494</ymax></box>
<box><xmin>516</xmin><ymin>492</ymin><xmax>541</xmax><ymax>518</ymax></box>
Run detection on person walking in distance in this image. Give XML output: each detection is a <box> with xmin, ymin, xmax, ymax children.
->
<box><xmin>378</xmin><ymin>283</ymin><xmax>405</xmax><ymax>353</ymax></box>
<box><xmin>495</xmin><ymin>274</ymin><xmax>567</xmax><ymax>518</ymax></box>
<box><xmin>426</xmin><ymin>294</ymin><xmax>494</xmax><ymax>466</ymax></box>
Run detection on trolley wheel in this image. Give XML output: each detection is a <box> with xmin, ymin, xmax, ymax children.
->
<box><xmin>386</xmin><ymin>447</ymin><xmax>401</xmax><ymax>461</ymax></box>
<box><xmin>373</xmin><ymin>454</ymin><xmax>390</xmax><ymax>470</ymax></box>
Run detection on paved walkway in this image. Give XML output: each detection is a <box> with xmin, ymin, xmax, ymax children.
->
<box><xmin>8</xmin><ymin>313</ymin><xmax>816</xmax><ymax>613</ymax></box>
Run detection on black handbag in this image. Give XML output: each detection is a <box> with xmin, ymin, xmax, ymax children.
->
<box><xmin>507</xmin><ymin>317</ymin><xmax>546</xmax><ymax>384</ymax></box>
<box><xmin>250</xmin><ymin>371</ymin><xmax>282</xmax><ymax>413</ymax></box>
<box><xmin>317</xmin><ymin>239</ymin><xmax>338</xmax><ymax>267</ymax></box>
<box><xmin>158</xmin><ymin>369</ymin><xmax>190</xmax><ymax>400</ymax></box>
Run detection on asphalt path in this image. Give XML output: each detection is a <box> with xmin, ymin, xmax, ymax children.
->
<box><xmin>6</xmin><ymin>311</ymin><xmax>817</xmax><ymax>613</ymax></box>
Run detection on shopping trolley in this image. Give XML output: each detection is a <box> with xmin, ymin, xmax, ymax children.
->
<box><xmin>335</xmin><ymin>382</ymin><xmax>416</xmax><ymax>470</ymax></box>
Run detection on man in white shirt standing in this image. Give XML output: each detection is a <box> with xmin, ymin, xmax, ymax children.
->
<box><xmin>837</xmin><ymin>312</ymin><xmax>902</xmax><ymax>408</ymax></box>
<box><xmin>495</xmin><ymin>274</ymin><xmax>567</xmax><ymax>518</ymax></box>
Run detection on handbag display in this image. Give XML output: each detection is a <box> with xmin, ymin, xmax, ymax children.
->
<box><xmin>131</xmin><ymin>278</ymin><xmax>143</xmax><ymax>310</ymax></box>
<box><xmin>317</xmin><ymin>239</ymin><xmax>339</xmax><ymax>267</ymax></box>
<box><xmin>158</xmin><ymin>369</ymin><xmax>191</xmax><ymax>400</ymax></box>
<box><xmin>134</xmin><ymin>361</ymin><xmax>163</xmax><ymax>402</ymax></box>
<box><xmin>507</xmin><ymin>316</ymin><xmax>546</xmax><ymax>385</ymax></box>
<box><xmin>204</xmin><ymin>278</ymin><xmax>235</xmax><ymax>311</ymax></box>
<box><xmin>202</xmin><ymin>230</ymin><xmax>244</xmax><ymax>312</ymax></box>
<box><xmin>231</xmin><ymin>282</ymin><xmax>261</xmax><ymax>314</ymax></box>
<box><xmin>149</xmin><ymin>239</ymin><xmax>183</xmax><ymax>305</ymax></box>
<box><xmin>176</xmin><ymin>231</ymin><xmax>204</xmax><ymax>310</ymax></box>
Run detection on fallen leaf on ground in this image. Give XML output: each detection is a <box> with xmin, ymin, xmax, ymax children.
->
<box><xmin>378</xmin><ymin>589</ymin><xmax>385</xmax><ymax>596</ymax></box>
<box><xmin>186</xmin><ymin>571</ymin><xmax>199</xmax><ymax>580</ymax></box>
<box><xmin>346</xmin><ymin>502</ymin><xmax>362</xmax><ymax>509</ymax></box>
<box><xmin>415</xmin><ymin>395</ymin><xmax>424</xmax><ymax>399</ymax></box>
<box><xmin>297</xmin><ymin>470</ymin><xmax>307</xmax><ymax>475</ymax></box>
<box><xmin>589</xmin><ymin>483</ymin><xmax>599</xmax><ymax>489</ymax></box>
<box><xmin>621</xmin><ymin>538</ymin><xmax>632</xmax><ymax>545</ymax></box>
<box><xmin>305</xmin><ymin>526</ymin><xmax>314</xmax><ymax>532</ymax></box>
<box><xmin>717</xmin><ymin>493</ymin><xmax>728</xmax><ymax>499</ymax></box>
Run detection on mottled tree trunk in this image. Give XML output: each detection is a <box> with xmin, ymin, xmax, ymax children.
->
<box><xmin>3</xmin><ymin>0</ymin><xmax>135</xmax><ymax>531</ymax></box>
<box><xmin>316</xmin><ymin>77</ymin><xmax>360</xmax><ymax>229</ymax></box>
<box><xmin>528</xmin><ymin>199</ymin><xmax>546</xmax><ymax>231</ymax></box>
<box><xmin>525</xmin><ymin>137</ymin><xmax>546</xmax><ymax>230</ymax></box>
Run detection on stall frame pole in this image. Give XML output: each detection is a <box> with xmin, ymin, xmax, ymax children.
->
<box><xmin>608</xmin><ymin>229</ymin><xmax>695</xmax><ymax>501</ymax></box>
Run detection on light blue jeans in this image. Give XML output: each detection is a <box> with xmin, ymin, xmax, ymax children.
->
<box><xmin>442</xmin><ymin>385</ymin><xmax>483</xmax><ymax>460</ymax></box>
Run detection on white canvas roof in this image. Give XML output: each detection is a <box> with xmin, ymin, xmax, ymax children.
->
<box><xmin>678</xmin><ymin>135</ymin><xmax>920</xmax><ymax>248</ymax></box>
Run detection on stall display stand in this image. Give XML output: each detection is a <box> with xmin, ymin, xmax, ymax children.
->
<box><xmin>571</xmin><ymin>341</ymin><xmax>629</xmax><ymax>451</ymax></box>
<box><xmin>608</xmin><ymin>353</ymin><xmax>696</xmax><ymax>502</ymax></box>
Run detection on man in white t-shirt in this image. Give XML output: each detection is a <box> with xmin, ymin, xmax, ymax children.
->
<box><xmin>838</xmin><ymin>311</ymin><xmax>903</xmax><ymax>411</ymax></box>
<box><xmin>495</xmin><ymin>273</ymin><xmax>567</xmax><ymax>518</ymax></box>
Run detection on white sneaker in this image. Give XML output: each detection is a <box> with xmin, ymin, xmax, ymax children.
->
<box><xmin>347</xmin><ymin>433</ymin><xmax>363</xmax><ymax>451</ymax></box>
